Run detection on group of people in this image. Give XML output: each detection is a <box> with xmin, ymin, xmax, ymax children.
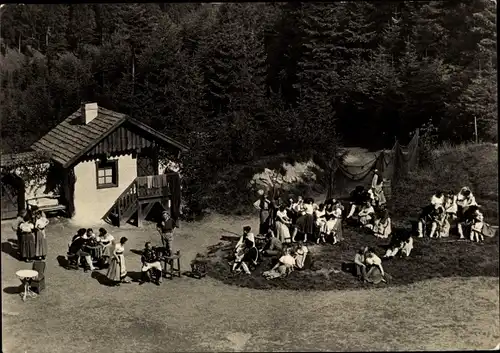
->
<box><xmin>417</xmin><ymin>186</ymin><xmax>494</xmax><ymax>242</ymax></box>
<box><xmin>255</xmin><ymin>193</ymin><xmax>346</xmax><ymax>246</ymax></box>
<box><xmin>230</xmin><ymin>226</ymin><xmax>311</xmax><ymax>278</ymax></box>
<box><xmin>64</xmin><ymin>210</ymin><xmax>179</xmax><ymax>286</ymax></box>
<box><xmin>13</xmin><ymin>208</ymin><xmax>49</xmax><ymax>262</ymax></box>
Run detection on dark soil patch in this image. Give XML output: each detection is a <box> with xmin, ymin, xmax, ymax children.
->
<box><xmin>198</xmin><ymin>226</ymin><xmax>499</xmax><ymax>291</ymax></box>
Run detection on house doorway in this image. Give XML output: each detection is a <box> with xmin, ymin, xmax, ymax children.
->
<box><xmin>136</xmin><ymin>149</ymin><xmax>158</xmax><ymax>177</ymax></box>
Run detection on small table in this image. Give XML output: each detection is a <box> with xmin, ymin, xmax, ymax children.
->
<box><xmin>16</xmin><ymin>269</ymin><xmax>39</xmax><ymax>302</ymax></box>
<box><xmin>161</xmin><ymin>252</ymin><xmax>181</xmax><ymax>280</ymax></box>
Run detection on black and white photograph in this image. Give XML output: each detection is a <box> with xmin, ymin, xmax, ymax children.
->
<box><xmin>0</xmin><ymin>2</ymin><xmax>498</xmax><ymax>352</ymax></box>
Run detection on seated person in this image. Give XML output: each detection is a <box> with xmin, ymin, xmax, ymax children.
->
<box><xmin>263</xmin><ymin>247</ymin><xmax>295</xmax><ymax>280</ymax></box>
<box><xmin>417</xmin><ymin>204</ymin><xmax>438</xmax><ymax>238</ymax></box>
<box><xmin>457</xmin><ymin>205</ymin><xmax>480</xmax><ymax>240</ymax></box>
<box><xmin>260</xmin><ymin>231</ymin><xmax>283</xmax><ymax>257</ymax></box>
<box><xmin>72</xmin><ymin>228</ymin><xmax>87</xmax><ymax>242</ymax></box>
<box><xmin>444</xmin><ymin>191</ymin><xmax>458</xmax><ymax>220</ymax></box>
<box><xmin>86</xmin><ymin>228</ymin><xmax>97</xmax><ymax>238</ymax></box>
<box><xmin>96</xmin><ymin>228</ymin><xmax>115</xmax><ymax>265</ymax></box>
<box><xmin>364</xmin><ymin>248</ymin><xmax>386</xmax><ymax>284</ymax></box>
<box><xmin>293</xmin><ymin>241</ymin><xmax>309</xmax><ymax>270</ymax></box>
<box><xmin>431</xmin><ymin>191</ymin><xmax>445</xmax><ymax>208</ymax></box>
<box><xmin>373</xmin><ymin>207</ymin><xmax>392</xmax><ymax>239</ymax></box>
<box><xmin>233</xmin><ymin>239</ymin><xmax>259</xmax><ymax>275</ymax></box>
<box><xmin>456</xmin><ymin>187</ymin><xmax>478</xmax><ymax>216</ymax></box>
<box><xmin>358</xmin><ymin>201</ymin><xmax>375</xmax><ymax>228</ymax></box>
<box><xmin>139</xmin><ymin>242</ymin><xmax>163</xmax><ymax>285</ymax></box>
<box><xmin>68</xmin><ymin>232</ymin><xmax>95</xmax><ymax>272</ymax></box>
<box><xmin>432</xmin><ymin>206</ymin><xmax>450</xmax><ymax>238</ymax></box>
<box><xmin>347</xmin><ymin>186</ymin><xmax>367</xmax><ymax>219</ymax></box>
<box><xmin>384</xmin><ymin>232</ymin><xmax>414</xmax><ymax>258</ymax></box>
<box><xmin>470</xmin><ymin>208</ymin><xmax>487</xmax><ymax>243</ymax></box>
<box><xmin>354</xmin><ymin>247</ymin><xmax>369</xmax><ymax>280</ymax></box>
<box><xmin>235</xmin><ymin>226</ymin><xmax>255</xmax><ymax>254</ymax></box>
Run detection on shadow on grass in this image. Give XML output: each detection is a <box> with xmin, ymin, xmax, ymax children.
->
<box><xmin>3</xmin><ymin>285</ymin><xmax>22</xmax><ymax>295</ymax></box>
<box><xmin>1</xmin><ymin>241</ymin><xmax>20</xmax><ymax>261</ymax></box>
<box><xmin>201</xmin><ymin>225</ymin><xmax>500</xmax><ymax>291</ymax></box>
<box><xmin>91</xmin><ymin>271</ymin><xmax>116</xmax><ymax>286</ymax></box>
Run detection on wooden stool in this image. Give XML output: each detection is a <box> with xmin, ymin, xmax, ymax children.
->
<box><xmin>162</xmin><ymin>251</ymin><xmax>181</xmax><ymax>280</ymax></box>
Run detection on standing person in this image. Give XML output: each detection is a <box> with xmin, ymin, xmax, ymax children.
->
<box><xmin>106</xmin><ymin>237</ymin><xmax>130</xmax><ymax>286</ymax></box>
<box><xmin>12</xmin><ymin>209</ymin><xmax>27</xmax><ymax>258</ymax></box>
<box><xmin>19</xmin><ymin>214</ymin><xmax>35</xmax><ymax>262</ymax></box>
<box><xmin>68</xmin><ymin>231</ymin><xmax>95</xmax><ymax>272</ymax></box>
<box><xmin>156</xmin><ymin>211</ymin><xmax>177</xmax><ymax>257</ymax></box>
<box><xmin>275</xmin><ymin>204</ymin><xmax>292</xmax><ymax>244</ymax></box>
<box><xmin>34</xmin><ymin>210</ymin><xmax>49</xmax><ymax>260</ymax></box>
<box><xmin>296</xmin><ymin>198</ymin><xmax>315</xmax><ymax>243</ymax></box>
<box><xmin>257</xmin><ymin>192</ymin><xmax>272</xmax><ymax>235</ymax></box>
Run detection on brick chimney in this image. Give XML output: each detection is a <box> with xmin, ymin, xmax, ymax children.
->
<box><xmin>81</xmin><ymin>102</ymin><xmax>98</xmax><ymax>124</ymax></box>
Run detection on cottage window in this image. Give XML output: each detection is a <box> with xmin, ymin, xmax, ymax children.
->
<box><xmin>96</xmin><ymin>160</ymin><xmax>118</xmax><ymax>189</ymax></box>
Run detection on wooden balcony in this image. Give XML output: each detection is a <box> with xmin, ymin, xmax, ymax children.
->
<box><xmin>103</xmin><ymin>172</ymin><xmax>180</xmax><ymax>227</ymax></box>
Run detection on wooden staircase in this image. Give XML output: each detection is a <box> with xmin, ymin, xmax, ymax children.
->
<box><xmin>103</xmin><ymin>173</ymin><xmax>178</xmax><ymax>227</ymax></box>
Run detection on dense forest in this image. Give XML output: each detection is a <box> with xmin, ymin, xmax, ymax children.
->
<box><xmin>0</xmin><ymin>2</ymin><xmax>497</xmax><ymax>212</ymax></box>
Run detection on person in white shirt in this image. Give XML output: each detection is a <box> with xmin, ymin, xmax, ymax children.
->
<box><xmin>358</xmin><ymin>202</ymin><xmax>375</xmax><ymax>227</ymax></box>
<box><xmin>235</xmin><ymin>226</ymin><xmax>255</xmax><ymax>254</ymax></box>
<box><xmin>384</xmin><ymin>232</ymin><xmax>413</xmax><ymax>258</ymax></box>
<box><xmin>314</xmin><ymin>204</ymin><xmax>327</xmax><ymax>243</ymax></box>
<box><xmin>34</xmin><ymin>210</ymin><xmax>49</xmax><ymax>260</ymax></box>
<box><xmin>275</xmin><ymin>205</ymin><xmax>292</xmax><ymax>243</ymax></box>
<box><xmin>444</xmin><ymin>191</ymin><xmax>458</xmax><ymax>220</ymax></box>
<box><xmin>373</xmin><ymin>207</ymin><xmax>391</xmax><ymax>239</ymax></box>
<box><xmin>295</xmin><ymin>198</ymin><xmax>315</xmax><ymax>243</ymax></box>
<box><xmin>363</xmin><ymin>248</ymin><xmax>386</xmax><ymax>284</ymax></box>
<box><xmin>456</xmin><ymin>187</ymin><xmax>478</xmax><ymax>218</ymax></box>
<box><xmin>262</xmin><ymin>247</ymin><xmax>295</xmax><ymax>279</ymax></box>
<box><xmin>430</xmin><ymin>191</ymin><xmax>445</xmax><ymax>208</ymax></box>
<box><xmin>97</xmin><ymin>228</ymin><xmax>115</xmax><ymax>265</ymax></box>
<box><xmin>470</xmin><ymin>209</ymin><xmax>485</xmax><ymax>243</ymax></box>
<box><xmin>293</xmin><ymin>241</ymin><xmax>309</xmax><ymax>269</ymax></box>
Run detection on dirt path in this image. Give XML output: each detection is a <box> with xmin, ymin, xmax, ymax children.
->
<box><xmin>2</xmin><ymin>215</ymin><xmax>499</xmax><ymax>352</ymax></box>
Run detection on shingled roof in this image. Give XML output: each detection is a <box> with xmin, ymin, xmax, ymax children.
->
<box><xmin>31</xmin><ymin>106</ymin><xmax>188</xmax><ymax>168</ymax></box>
<box><xmin>0</xmin><ymin>150</ymin><xmax>52</xmax><ymax>169</ymax></box>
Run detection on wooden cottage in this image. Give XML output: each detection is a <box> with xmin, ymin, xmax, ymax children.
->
<box><xmin>2</xmin><ymin>103</ymin><xmax>188</xmax><ymax>226</ymax></box>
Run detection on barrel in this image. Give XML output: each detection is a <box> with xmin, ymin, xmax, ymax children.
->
<box><xmin>382</xmin><ymin>178</ymin><xmax>392</xmax><ymax>200</ymax></box>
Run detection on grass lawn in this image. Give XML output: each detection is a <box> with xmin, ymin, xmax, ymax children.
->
<box><xmin>2</xmin><ymin>213</ymin><xmax>499</xmax><ymax>352</ymax></box>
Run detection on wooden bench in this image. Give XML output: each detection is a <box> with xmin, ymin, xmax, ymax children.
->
<box><xmin>26</xmin><ymin>196</ymin><xmax>66</xmax><ymax>215</ymax></box>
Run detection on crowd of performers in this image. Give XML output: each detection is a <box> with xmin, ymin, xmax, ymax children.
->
<box><xmin>232</xmin><ymin>170</ymin><xmax>495</xmax><ymax>283</ymax></box>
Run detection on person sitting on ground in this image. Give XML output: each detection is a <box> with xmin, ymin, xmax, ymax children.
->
<box><xmin>260</xmin><ymin>230</ymin><xmax>283</xmax><ymax>257</ymax></box>
<box><xmin>96</xmin><ymin>228</ymin><xmax>115</xmax><ymax>265</ymax></box>
<box><xmin>431</xmin><ymin>191</ymin><xmax>445</xmax><ymax>208</ymax></box>
<box><xmin>373</xmin><ymin>207</ymin><xmax>392</xmax><ymax>239</ymax></box>
<box><xmin>444</xmin><ymin>191</ymin><xmax>458</xmax><ymax>221</ymax></box>
<box><xmin>235</xmin><ymin>226</ymin><xmax>255</xmax><ymax>254</ymax></box>
<box><xmin>358</xmin><ymin>201</ymin><xmax>375</xmax><ymax>228</ymax></box>
<box><xmin>457</xmin><ymin>205</ymin><xmax>480</xmax><ymax>240</ymax></box>
<box><xmin>470</xmin><ymin>208</ymin><xmax>489</xmax><ymax>243</ymax></box>
<box><xmin>384</xmin><ymin>231</ymin><xmax>414</xmax><ymax>258</ymax></box>
<box><xmin>293</xmin><ymin>241</ymin><xmax>309</xmax><ymax>270</ymax></box>
<box><xmin>86</xmin><ymin>228</ymin><xmax>96</xmax><ymax>238</ymax></box>
<box><xmin>429</xmin><ymin>206</ymin><xmax>449</xmax><ymax>238</ymax></box>
<box><xmin>417</xmin><ymin>204</ymin><xmax>437</xmax><ymax>238</ymax></box>
<box><xmin>139</xmin><ymin>242</ymin><xmax>163</xmax><ymax>285</ymax></box>
<box><xmin>233</xmin><ymin>239</ymin><xmax>259</xmax><ymax>275</ymax></box>
<box><xmin>456</xmin><ymin>187</ymin><xmax>478</xmax><ymax>218</ymax></box>
<box><xmin>347</xmin><ymin>186</ymin><xmax>367</xmax><ymax>219</ymax></box>
<box><xmin>354</xmin><ymin>247</ymin><xmax>369</xmax><ymax>281</ymax></box>
<box><xmin>364</xmin><ymin>248</ymin><xmax>386</xmax><ymax>284</ymax></box>
<box><xmin>262</xmin><ymin>246</ymin><xmax>295</xmax><ymax>280</ymax></box>
<box><xmin>85</xmin><ymin>228</ymin><xmax>99</xmax><ymax>247</ymax></box>
<box><xmin>68</xmin><ymin>230</ymin><xmax>95</xmax><ymax>272</ymax></box>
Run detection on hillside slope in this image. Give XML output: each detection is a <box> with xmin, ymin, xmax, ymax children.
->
<box><xmin>390</xmin><ymin>143</ymin><xmax>498</xmax><ymax>225</ymax></box>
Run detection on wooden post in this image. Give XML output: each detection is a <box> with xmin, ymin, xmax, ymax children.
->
<box><xmin>137</xmin><ymin>200</ymin><xmax>142</xmax><ymax>227</ymax></box>
<box><xmin>474</xmin><ymin>116</ymin><xmax>478</xmax><ymax>144</ymax></box>
<box><xmin>116</xmin><ymin>203</ymin><xmax>121</xmax><ymax>228</ymax></box>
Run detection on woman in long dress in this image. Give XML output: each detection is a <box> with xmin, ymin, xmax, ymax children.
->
<box><xmin>19</xmin><ymin>215</ymin><xmax>35</xmax><ymax>262</ymax></box>
<box><xmin>275</xmin><ymin>205</ymin><xmax>292</xmax><ymax>244</ymax></box>
<box><xmin>97</xmin><ymin>228</ymin><xmax>115</xmax><ymax>266</ymax></box>
<box><xmin>13</xmin><ymin>209</ymin><xmax>27</xmax><ymax>258</ymax></box>
<box><xmin>106</xmin><ymin>237</ymin><xmax>130</xmax><ymax>286</ymax></box>
<box><xmin>34</xmin><ymin>211</ymin><xmax>49</xmax><ymax>260</ymax></box>
<box><xmin>296</xmin><ymin>199</ymin><xmax>315</xmax><ymax>243</ymax></box>
<box><xmin>257</xmin><ymin>193</ymin><xmax>272</xmax><ymax>235</ymax></box>
<box><xmin>293</xmin><ymin>242</ymin><xmax>309</xmax><ymax>270</ymax></box>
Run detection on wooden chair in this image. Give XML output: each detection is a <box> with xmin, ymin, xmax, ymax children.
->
<box><xmin>66</xmin><ymin>245</ymin><xmax>79</xmax><ymax>270</ymax></box>
<box><xmin>30</xmin><ymin>260</ymin><xmax>46</xmax><ymax>294</ymax></box>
